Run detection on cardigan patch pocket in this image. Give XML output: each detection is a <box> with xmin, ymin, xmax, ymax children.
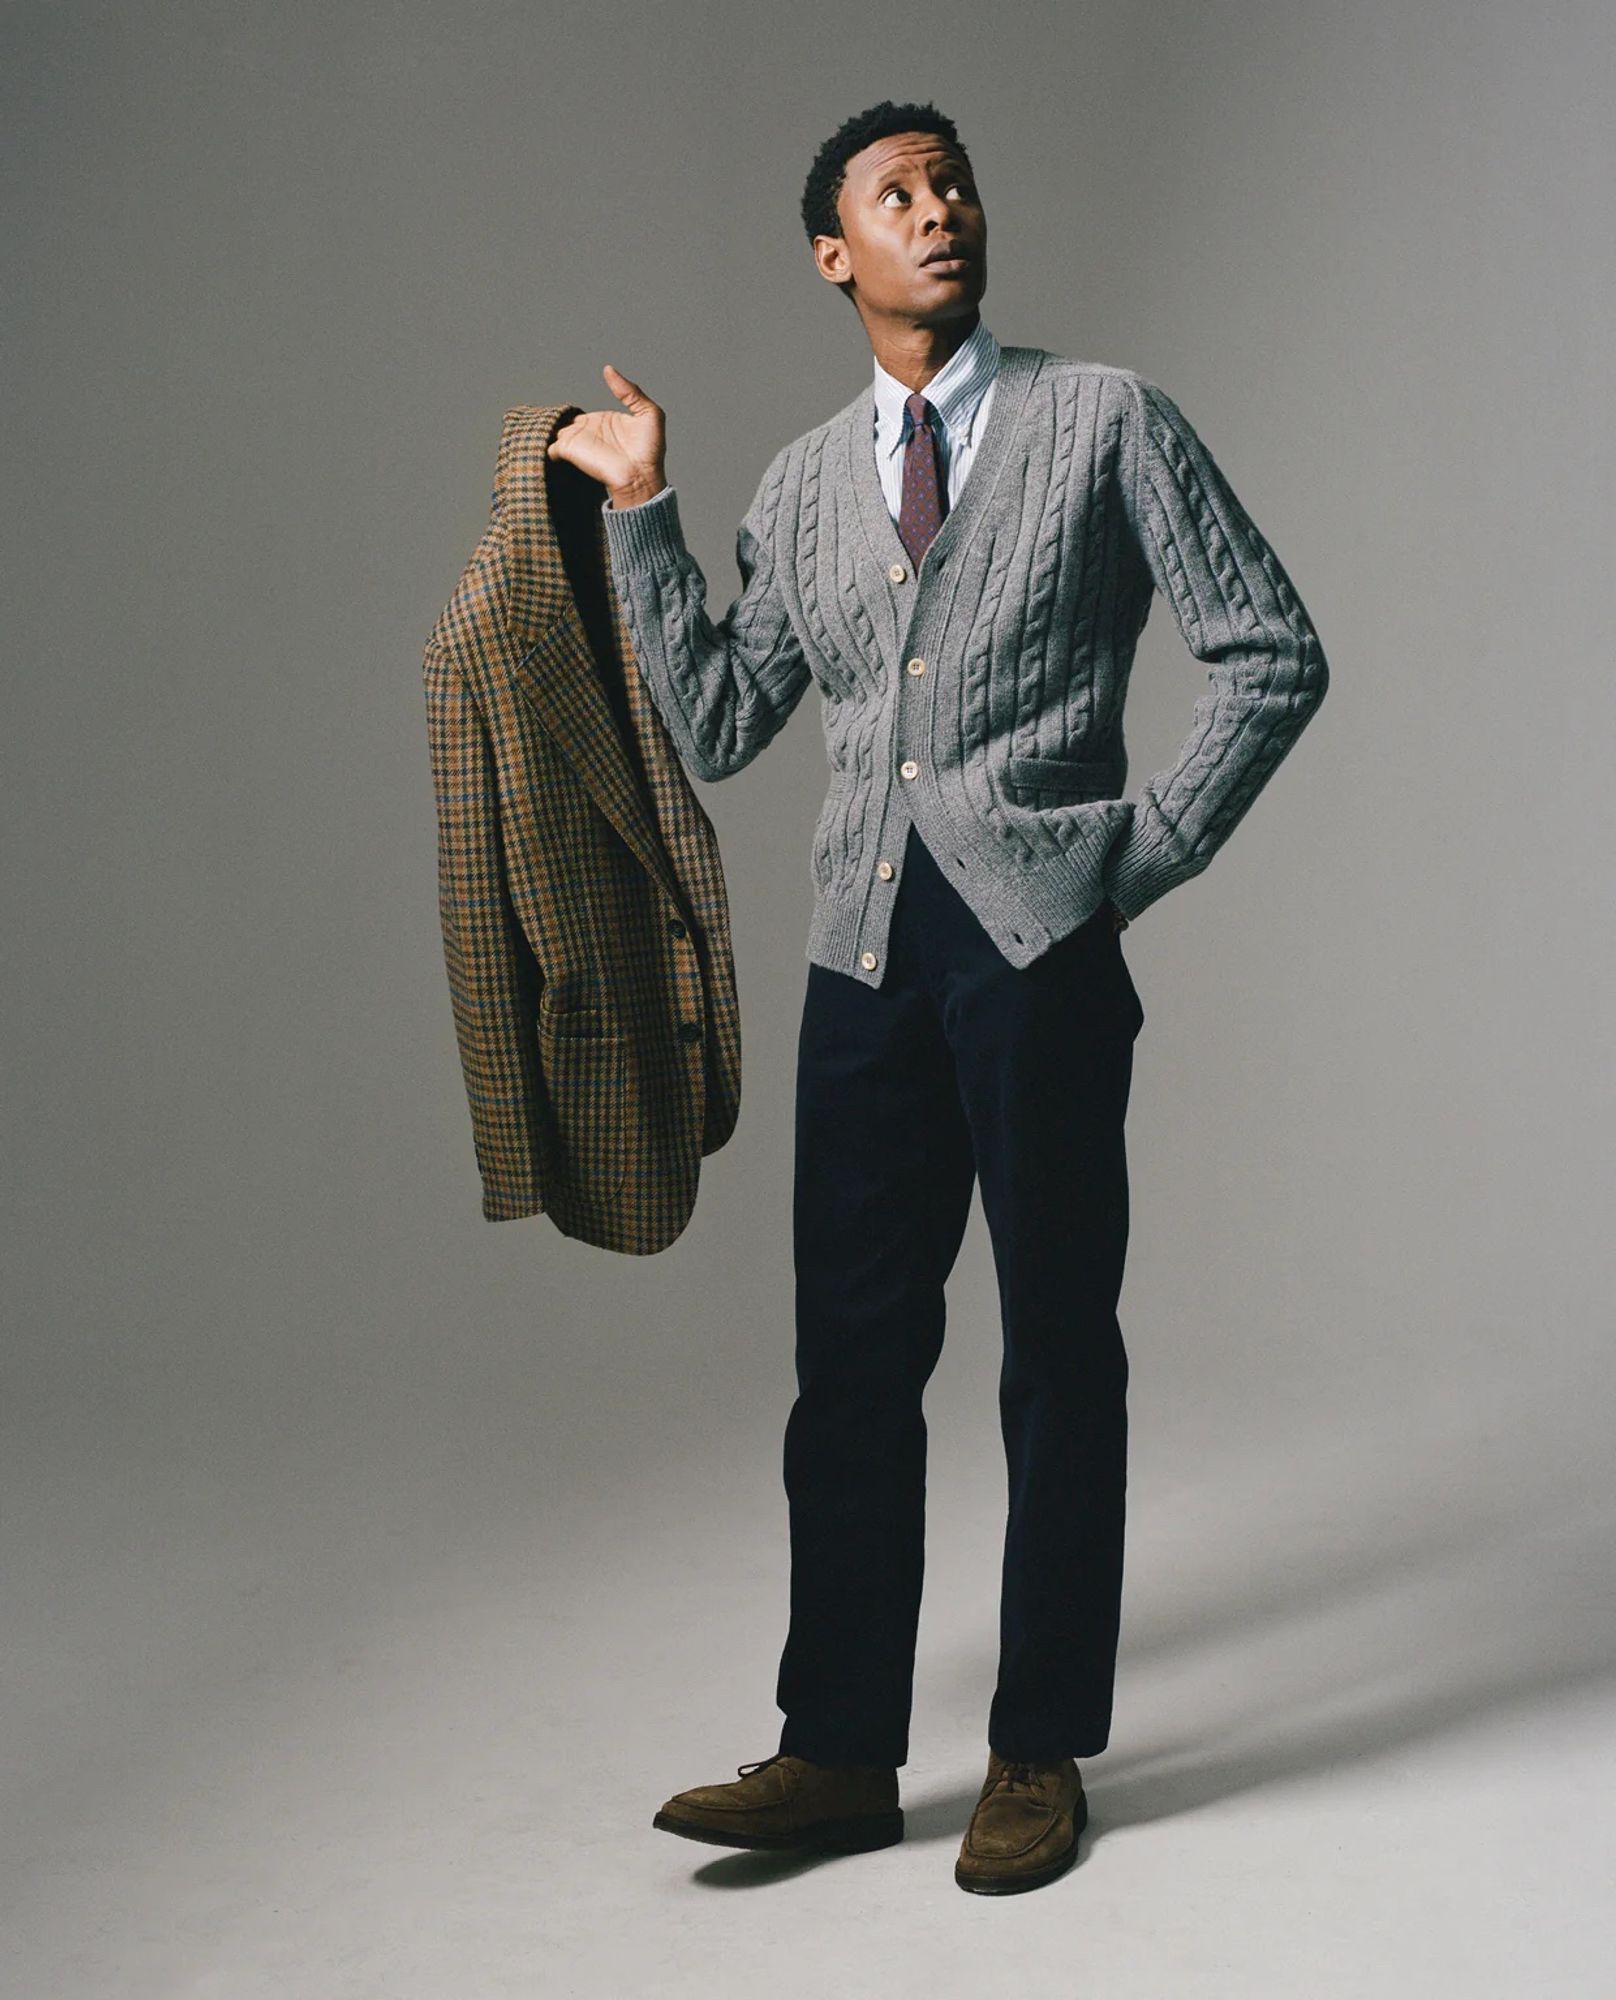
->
<box><xmin>537</xmin><ymin>1007</ymin><xmax>628</xmax><ymax>1197</ymax></box>
<box><xmin>1002</xmin><ymin>754</ymin><xmax>1114</xmax><ymax>805</ymax></box>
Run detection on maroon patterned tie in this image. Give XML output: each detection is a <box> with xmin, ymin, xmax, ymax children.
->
<box><xmin>897</xmin><ymin>391</ymin><xmax>948</xmax><ymax>568</ymax></box>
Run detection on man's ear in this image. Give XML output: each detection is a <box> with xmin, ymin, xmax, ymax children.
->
<box><xmin>812</xmin><ymin>234</ymin><xmax>851</xmax><ymax>285</ymax></box>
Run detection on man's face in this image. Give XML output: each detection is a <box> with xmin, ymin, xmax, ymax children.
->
<box><xmin>814</xmin><ymin>131</ymin><xmax>987</xmax><ymax>321</ymax></box>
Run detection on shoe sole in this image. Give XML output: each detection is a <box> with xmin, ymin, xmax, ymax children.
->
<box><xmin>954</xmin><ymin>1794</ymin><xmax>1088</xmax><ymax>1895</ymax></box>
<box><xmin>652</xmin><ymin>1807</ymin><xmax>905</xmax><ymax>1854</ymax></box>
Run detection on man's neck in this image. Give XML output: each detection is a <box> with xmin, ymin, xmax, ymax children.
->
<box><xmin>866</xmin><ymin>311</ymin><xmax>982</xmax><ymax>395</ymax></box>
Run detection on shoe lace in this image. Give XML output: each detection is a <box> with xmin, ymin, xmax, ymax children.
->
<box><xmin>736</xmin><ymin>1753</ymin><xmax>791</xmax><ymax>1779</ymax></box>
<box><xmin>995</xmin><ymin>1758</ymin><xmax>1040</xmax><ymax>1794</ymax></box>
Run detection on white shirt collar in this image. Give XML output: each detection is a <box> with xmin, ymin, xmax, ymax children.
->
<box><xmin>872</xmin><ymin>317</ymin><xmax>1001</xmax><ymax>456</ymax></box>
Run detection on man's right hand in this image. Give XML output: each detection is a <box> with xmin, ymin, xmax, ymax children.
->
<box><xmin>546</xmin><ymin>363</ymin><xmax>667</xmax><ymax>509</ymax></box>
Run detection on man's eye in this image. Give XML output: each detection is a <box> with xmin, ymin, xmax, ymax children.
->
<box><xmin>880</xmin><ymin>179</ymin><xmax>974</xmax><ymax>205</ymax></box>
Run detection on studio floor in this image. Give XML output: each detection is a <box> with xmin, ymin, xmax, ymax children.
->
<box><xmin>5</xmin><ymin>1328</ymin><xmax>1612</xmax><ymax>1999</ymax></box>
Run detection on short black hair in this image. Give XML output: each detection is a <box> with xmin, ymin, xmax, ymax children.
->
<box><xmin>800</xmin><ymin>99</ymin><xmax>972</xmax><ymax>250</ymax></box>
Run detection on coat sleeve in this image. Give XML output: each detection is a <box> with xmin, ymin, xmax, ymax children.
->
<box><xmin>422</xmin><ymin>636</ymin><xmax>547</xmax><ymax>1222</ymax></box>
<box><xmin>1105</xmin><ymin>376</ymin><xmax>1330</xmax><ymax>922</ymax></box>
<box><xmin>597</xmin><ymin>451</ymin><xmax>813</xmax><ymax>782</ymax></box>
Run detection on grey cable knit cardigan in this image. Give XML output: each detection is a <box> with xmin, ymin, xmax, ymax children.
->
<box><xmin>600</xmin><ymin>344</ymin><xmax>1328</xmax><ymax>986</ymax></box>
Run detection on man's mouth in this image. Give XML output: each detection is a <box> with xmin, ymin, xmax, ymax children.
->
<box><xmin>920</xmin><ymin>243</ymin><xmax>976</xmax><ymax>269</ymax></box>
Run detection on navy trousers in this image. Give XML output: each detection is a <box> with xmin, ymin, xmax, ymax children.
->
<box><xmin>775</xmin><ymin>820</ymin><xmax>1144</xmax><ymax>1768</ymax></box>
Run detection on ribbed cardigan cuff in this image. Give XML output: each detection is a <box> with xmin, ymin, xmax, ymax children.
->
<box><xmin>1106</xmin><ymin>809</ymin><xmax>1194</xmax><ymax>922</ymax></box>
<box><xmin>600</xmin><ymin>484</ymin><xmax>686</xmax><ymax>571</ymax></box>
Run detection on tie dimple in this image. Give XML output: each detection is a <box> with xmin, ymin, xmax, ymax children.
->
<box><xmin>898</xmin><ymin>391</ymin><xmax>947</xmax><ymax>568</ymax></box>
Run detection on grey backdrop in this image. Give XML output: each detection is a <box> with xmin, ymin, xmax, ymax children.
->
<box><xmin>6</xmin><ymin>2</ymin><xmax>1613</xmax><ymax>1993</ymax></box>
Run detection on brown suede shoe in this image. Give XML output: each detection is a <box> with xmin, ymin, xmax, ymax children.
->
<box><xmin>653</xmin><ymin>1751</ymin><xmax>904</xmax><ymax>1853</ymax></box>
<box><xmin>954</xmin><ymin>1749</ymin><xmax>1087</xmax><ymax>1894</ymax></box>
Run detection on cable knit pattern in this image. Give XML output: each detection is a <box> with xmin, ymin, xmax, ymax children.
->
<box><xmin>601</xmin><ymin>345</ymin><xmax>1327</xmax><ymax>986</ymax></box>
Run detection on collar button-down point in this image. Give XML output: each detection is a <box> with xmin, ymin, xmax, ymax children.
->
<box><xmin>906</xmin><ymin>657</ymin><xmax>925</xmax><ymax>675</ymax></box>
<box><xmin>860</xmin><ymin>950</ymin><xmax>878</xmax><ymax>970</ymax></box>
<box><xmin>899</xmin><ymin>759</ymin><xmax>919</xmax><ymax>779</ymax></box>
<box><xmin>888</xmin><ymin>563</ymin><xmax>907</xmax><ymax>582</ymax></box>
<box><xmin>876</xmin><ymin>860</ymin><xmax>894</xmax><ymax>880</ymax></box>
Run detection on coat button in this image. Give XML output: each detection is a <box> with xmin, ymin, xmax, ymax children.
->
<box><xmin>906</xmin><ymin>657</ymin><xmax>926</xmax><ymax>675</ymax></box>
<box><xmin>678</xmin><ymin>1021</ymin><xmax>702</xmax><ymax>1044</ymax></box>
<box><xmin>899</xmin><ymin>759</ymin><xmax>919</xmax><ymax>779</ymax></box>
<box><xmin>668</xmin><ymin>917</ymin><xmax>688</xmax><ymax>938</ymax></box>
<box><xmin>888</xmin><ymin>563</ymin><xmax>907</xmax><ymax>582</ymax></box>
<box><xmin>860</xmin><ymin>951</ymin><xmax>878</xmax><ymax>970</ymax></box>
<box><xmin>876</xmin><ymin>860</ymin><xmax>894</xmax><ymax>880</ymax></box>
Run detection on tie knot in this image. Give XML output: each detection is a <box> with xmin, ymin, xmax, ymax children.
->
<box><xmin>904</xmin><ymin>392</ymin><xmax>938</xmax><ymax>436</ymax></box>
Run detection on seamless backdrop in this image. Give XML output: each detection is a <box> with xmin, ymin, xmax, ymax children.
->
<box><xmin>4</xmin><ymin>2</ymin><xmax>1614</xmax><ymax>1994</ymax></box>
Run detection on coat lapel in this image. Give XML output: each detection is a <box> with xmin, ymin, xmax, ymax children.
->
<box><xmin>498</xmin><ymin>402</ymin><xmax>687</xmax><ymax>913</ymax></box>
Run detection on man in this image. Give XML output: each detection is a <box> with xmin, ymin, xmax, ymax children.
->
<box><xmin>547</xmin><ymin>98</ymin><xmax>1327</xmax><ymax>1895</ymax></box>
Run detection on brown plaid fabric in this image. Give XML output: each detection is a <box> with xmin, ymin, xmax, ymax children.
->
<box><xmin>422</xmin><ymin>403</ymin><xmax>742</xmax><ymax>1252</ymax></box>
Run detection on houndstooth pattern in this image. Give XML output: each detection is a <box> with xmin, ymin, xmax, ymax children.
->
<box><xmin>422</xmin><ymin>403</ymin><xmax>742</xmax><ymax>1251</ymax></box>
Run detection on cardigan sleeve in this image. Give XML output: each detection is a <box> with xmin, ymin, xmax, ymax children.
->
<box><xmin>599</xmin><ymin>451</ymin><xmax>813</xmax><ymax>783</ymax></box>
<box><xmin>1105</xmin><ymin>376</ymin><xmax>1330</xmax><ymax>922</ymax></box>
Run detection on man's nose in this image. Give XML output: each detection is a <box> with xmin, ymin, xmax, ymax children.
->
<box><xmin>915</xmin><ymin>189</ymin><xmax>955</xmax><ymax>231</ymax></box>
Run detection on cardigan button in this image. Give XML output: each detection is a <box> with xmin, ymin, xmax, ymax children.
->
<box><xmin>888</xmin><ymin>563</ymin><xmax>907</xmax><ymax>582</ymax></box>
<box><xmin>905</xmin><ymin>657</ymin><xmax>926</xmax><ymax>675</ymax></box>
<box><xmin>876</xmin><ymin>860</ymin><xmax>895</xmax><ymax>880</ymax></box>
<box><xmin>899</xmin><ymin>759</ymin><xmax>919</xmax><ymax>779</ymax></box>
<box><xmin>860</xmin><ymin>951</ymin><xmax>878</xmax><ymax>970</ymax></box>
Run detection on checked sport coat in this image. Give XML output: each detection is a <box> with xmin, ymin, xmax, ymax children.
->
<box><xmin>422</xmin><ymin>402</ymin><xmax>742</xmax><ymax>1253</ymax></box>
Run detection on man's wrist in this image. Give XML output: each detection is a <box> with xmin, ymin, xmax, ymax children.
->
<box><xmin>607</xmin><ymin>473</ymin><xmax>668</xmax><ymax>510</ymax></box>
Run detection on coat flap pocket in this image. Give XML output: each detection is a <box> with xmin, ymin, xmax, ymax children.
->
<box><xmin>539</xmin><ymin>1003</ymin><xmax>607</xmax><ymax>1040</ymax></box>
